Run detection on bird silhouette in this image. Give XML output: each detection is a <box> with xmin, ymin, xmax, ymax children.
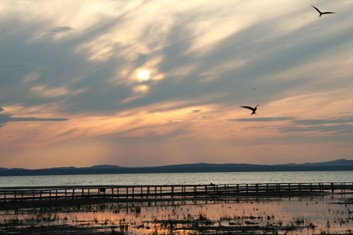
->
<box><xmin>240</xmin><ymin>105</ymin><xmax>259</xmax><ymax>115</ymax></box>
<box><xmin>312</xmin><ymin>5</ymin><xmax>335</xmax><ymax>17</ymax></box>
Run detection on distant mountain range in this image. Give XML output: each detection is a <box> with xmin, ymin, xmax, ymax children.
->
<box><xmin>0</xmin><ymin>159</ymin><xmax>352</xmax><ymax>176</ymax></box>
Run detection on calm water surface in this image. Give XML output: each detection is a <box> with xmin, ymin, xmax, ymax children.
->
<box><xmin>0</xmin><ymin>171</ymin><xmax>352</xmax><ymax>187</ymax></box>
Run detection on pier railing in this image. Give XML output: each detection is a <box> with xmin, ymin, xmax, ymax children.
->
<box><xmin>1</xmin><ymin>182</ymin><xmax>353</xmax><ymax>203</ymax></box>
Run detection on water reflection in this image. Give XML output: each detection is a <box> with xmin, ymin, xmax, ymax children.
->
<box><xmin>1</xmin><ymin>195</ymin><xmax>353</xmax><ymax>234</ymax></box>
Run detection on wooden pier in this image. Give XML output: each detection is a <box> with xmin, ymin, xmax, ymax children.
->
<box><xmin>1</xmin><ymin>182</ymin><xmax>353</xmax><ymax>203</ymax></box>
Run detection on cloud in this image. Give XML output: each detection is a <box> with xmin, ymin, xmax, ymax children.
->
<box><xmin>295</xmin><ymin>116</ymin><xmax>353</xmax><ymax>125</ymax></box>
<box><xmin>192</xmin><ymin>109</ymin><xmax>201</xmax><ymax>113</ymax></box>
<box><xmin>0</xmin><ymin>113</ymin><xmax>67</xmax><ymax>126</ymax></box>
<box><xmin>281</xmin><ymin>116</ymin><xmax>353</xmax><ymax>136</ymax></box>
<box><xmin>48</xmin><ymin>26</ymin><xmax>73</xmax><ymax>34</ymax></box>
<box><xmin>31</xmin><ymin>84</ymin><xmax>85</xmax><ymax>98</ymax></box>
<box><xmin>232</xmin><ymin>117</ymin><xmax>294</xmax><ymax>122</ymax></box>
<box><xmin>1</xmin><ymin>0</ymin><xmax>352</xmax><ymax>116</ymax></box>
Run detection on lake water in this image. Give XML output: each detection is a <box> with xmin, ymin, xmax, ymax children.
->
<box><xmin>0</xmin><ymin>171</ymin><xmax>352</xmax><ymax>187</ymax></box>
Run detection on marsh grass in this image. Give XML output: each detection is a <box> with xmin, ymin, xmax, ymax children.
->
<box><xmin>1</xmin><ymin>195</ymin><xmax>353</xmax><ymax>234</ymax></box>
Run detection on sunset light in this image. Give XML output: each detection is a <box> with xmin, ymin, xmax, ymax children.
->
<box><xmin>0</xmin><ymin>0</ymin><xmax>353</xmax><ymax>169</ymax></box>
<box><xmin>137</xmin><ymin>69</ymin><xmax>151</xmax><ymax>82</ymax></box>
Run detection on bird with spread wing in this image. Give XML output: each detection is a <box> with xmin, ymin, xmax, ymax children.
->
<box><xmin>240</xmin><ymin>105</ymin><xmax>259</xmax><ymax>115</ymax></box>
<box><xmin>312</xmin><ymin>5</ymin><xmax>335</xmax><ymax>17</ymax></box>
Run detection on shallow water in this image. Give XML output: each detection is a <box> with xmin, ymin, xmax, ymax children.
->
<box><xmin>1</xmin><ymin>195</ymin><xmax>353</xmax><ymax>234</ymax></box>
<box><xmin>1</xmin><ymin>171</ymin><xmax>353</xmax><ymax>187</ymax></box>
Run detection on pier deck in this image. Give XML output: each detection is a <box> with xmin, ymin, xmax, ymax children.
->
<box><xmin>1</xmin><ymin>182</ymin><xmax>353</xmax><ymax>203</ymax></box>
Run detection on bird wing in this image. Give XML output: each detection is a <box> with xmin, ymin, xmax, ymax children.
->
<box><xmin>312</xmin><ymin>5</ymin><xmax>321</xmax><ymax>13</ymax></box>
<box><xmin>323</xmin><ymin>11</ymin><xmax>335</xmax><ymax>14</ymax></box>
<box><xmin>240</xmin><ymin>106</ymin><xmax>255</xmax><ymax>111</ymax></box>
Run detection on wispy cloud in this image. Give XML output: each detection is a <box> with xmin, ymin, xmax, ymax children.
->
<box><xmin>0</xmin><ymin>106</ymin><xmax>67</xmax><ymax>126</ymax></box>
<box><xmin>0</xmin><ymin>114</ymin><xmax>67</xmax><ymax>126</ymax></box>
<box><xmin>281</xmin><ymin>116</ymin><xmax>353</xmax><ymax>136</ymax></box>
<box><xmin>232</xmin><ymin>117</ymin><xmax>294</xmax><ymax>122</ymax></box>
<box><xmin>48</xmin><ymin>26</ymin><xmax>73</xmax><ymax>34</ymax></box>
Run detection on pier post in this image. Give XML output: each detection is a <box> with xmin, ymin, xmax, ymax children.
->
<box><xmin>3</xmin><ymin>181</ymin><xmax>353</xmax><ymax>205</ymax></box>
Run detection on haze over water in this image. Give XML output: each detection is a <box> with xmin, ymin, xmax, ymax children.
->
<box><xmin>1</xmin><ymin>171</ymin><xmax>353</xmax><ymax>187</ymax></box>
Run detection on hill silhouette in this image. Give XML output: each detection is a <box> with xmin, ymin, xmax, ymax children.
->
<box><xmin>0</xmin><ymin>159</ymin><xmax>352</xmax><ymax>176</ymax></box>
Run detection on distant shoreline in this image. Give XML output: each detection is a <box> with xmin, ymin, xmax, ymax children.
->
<box><xmin>1</xmin><ymin>164</ymin><xmax>353</xmax><ymax>177</ymax></box>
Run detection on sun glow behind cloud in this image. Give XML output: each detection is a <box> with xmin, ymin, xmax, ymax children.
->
<box><xmin>137</xmin><ymin>69</ymin><xmax>151</xmax><ymax>82</ymax></box>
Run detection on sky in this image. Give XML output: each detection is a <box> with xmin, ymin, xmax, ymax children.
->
<box><xmin>1</xmin><ymin>0</ymin><xmax>353</xmax><ymax>169</ymax></box>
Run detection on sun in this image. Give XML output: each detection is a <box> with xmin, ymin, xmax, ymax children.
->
<box><xmin>137</xmin><ymin>69</ymin><xmax>151</xmax><ymax>82</ymax></box>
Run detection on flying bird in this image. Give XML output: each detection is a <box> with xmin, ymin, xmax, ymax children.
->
<box><xmin>240</xmin><ymin>105</ymin><xmax>259</xmax><ymax>115</ymax></box>
<box><xmin>312</xmin><ymin>5</ymin><xmax>335</xmax><ymax>17</ymax></box>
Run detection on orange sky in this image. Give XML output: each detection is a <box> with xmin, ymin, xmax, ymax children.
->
<box><xmin>1</xmin><ymin>0</ymin><xmax>353</xmax><ymax>169</ymax></box>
